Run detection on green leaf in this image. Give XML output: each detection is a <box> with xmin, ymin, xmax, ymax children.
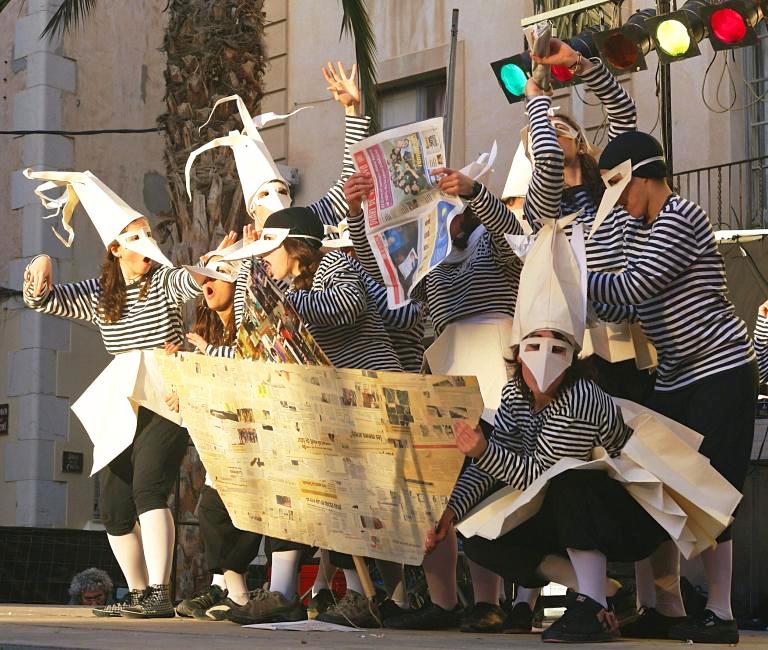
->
<box><xmin>340</xmin><ymin>0</ymin><xmax>379</xmax><ymax>132</ymax></box>
<box><xmin>41</xmin><ymin>0</ymin><xmax>97</xmax><ymax>40</ymax></box>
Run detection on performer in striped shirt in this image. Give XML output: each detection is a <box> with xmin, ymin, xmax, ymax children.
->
<box><xmin>526</xmin><ymin>38</ymin><xmax>654</xmax><ymax>405</ymax></box>
<box><xmin>227</xmin><ymin>207</ymin><xmax>405</xmax><ymax>628</ymax></box>
<box><xmin>755</xmin><ymin>301</ymin><xmax>768</xmax><ymax>384</ymax></box>
<box><xmin>344</xmin><ymin>164</ymin><xmax>525</xmax><ymax>633</ymax></box>
<box><xmin>23</xmin><ymin>183</ymin><xmax>225</xmax><ymax>619</ymax></box>
<box><xmin>588</xmin><ymin>130</ymin><xmax>757</xmax><ymax>644</ymax></box>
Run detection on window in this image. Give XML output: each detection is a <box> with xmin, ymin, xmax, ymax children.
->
<box><xmin>743</xmin><ymin>24</ymin><xmax>768</xmax><ymax>227</ymax></box>
<box><xmin>379</xmin><ymin>75</ymin><xmax>446</xmax><ymax>130</ymax></box>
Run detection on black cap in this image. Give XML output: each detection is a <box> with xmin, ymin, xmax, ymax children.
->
<box><xmin>599</xmin><ymin>131</ymin><xmax>668</xmax><ymax>179</ymax></box>
<box><xmin>263</xmin><ymin>207</ymin><xmax>325</xmax><ymax>249</ymax></box>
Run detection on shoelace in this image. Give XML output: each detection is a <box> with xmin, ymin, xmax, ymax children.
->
<box><xmin>191</xmin><ymin>587</ymin><xmax>222</xmax><ymax>609</ymax></box>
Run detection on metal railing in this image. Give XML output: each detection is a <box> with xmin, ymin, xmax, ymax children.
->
<box><xmin>673</xmin><ymin>155</ymin><xmax>768</xmax><ymax>230</ymax></box>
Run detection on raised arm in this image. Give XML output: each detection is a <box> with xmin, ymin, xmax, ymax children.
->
<box><xmin>23</xmin><ymin>255</ymin><xmax>98</xmax><ymax>323</ymax></box>
<box><xmin>756</xmin><ymin>306</ymin><xmax>768</xmax><ymax>384</ymax></box>
<box><xmin>581</xmin><ymin>59</ymin><xmax>637</xmax><ymax>140</ymax></box>
<box><xmin>158</xmin><ymin>267</ymin><xmax>203</xmax><ymax>305</ymax></box>
<box><xmin>345</xmin><ymin>175</ymin><xmax>386</xmax><ymax>284</ymax></box>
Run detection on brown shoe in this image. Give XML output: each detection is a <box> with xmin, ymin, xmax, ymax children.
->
<box><xmin>460</xmin><ymin>601</ymin><xmax>506</xmax><ymax>633</ymax></box>
<box><xmin>227</xmin><ymin>588</ymin><xmax>306</xmax><ymax>625</ymax></box>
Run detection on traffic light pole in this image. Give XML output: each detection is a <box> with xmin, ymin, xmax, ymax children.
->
<box><xmin>658</xmin><ymin>0</ymin><xmax>674</xmax><ymax>183</ymax></box>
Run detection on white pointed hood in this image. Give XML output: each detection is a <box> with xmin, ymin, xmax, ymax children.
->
<box><xmin>185</xmin><ymin>95</ymin><xmax>309</xmax><ymax>226</ymax></box>
<box><xmin>23</xmin><ymin>168</ymin><xmax>173</xmax><ymax>267</ymax></box>
<box><xmin>502</xmin><ymin>141</ymin><xmax>533</xmax><ymax>200</ymax></box>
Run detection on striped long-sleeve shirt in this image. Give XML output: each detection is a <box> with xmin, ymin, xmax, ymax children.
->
<box><xmin>233</xmin><ymin>115</ymin><xmax>372</xmax><ymax>328</ymax></box>
<box><xmin>589</xmin><ymin>194</ymin><xmax>755</xmax><ymax>391</ymax></box>
<box><xmin>23</xmin><ymin>266</ymin><xmax>201</xmax><ymax>355</ymax></box>
<box><xmin>524</xmin><ymin>60</ymin><xmax>636</xmax><ymax>272</ymax></box>
<box><xmin>448</xmin><ymin>377</ymin><xmax>632</xmax><ymax>519</ymax></box>
<box><xmin>755</xmin><ymin>313</ymin><xmax>768</xmax><ymax>383</ymax></box>
<box><xmin>286</xmin><ymin>250</ymin><xmax>403</xmax><ymax>371</ymax></box>
<box><xmin>348</xmin><ymin>185</ymin><xmax>524</xmax><ymax>337</ymax></box>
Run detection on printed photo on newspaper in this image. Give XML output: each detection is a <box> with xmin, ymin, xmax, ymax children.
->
<box><xmin>351</xmin><ymin>118</ymin><xmax>496</xmax><ymax>308</ymax></box>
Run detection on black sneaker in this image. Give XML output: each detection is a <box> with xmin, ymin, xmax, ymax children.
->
<box><xmin>317</xmin><ymin>590</ymin><xmax>381</xmax><ymax>628</ymax></box>
<box><xmin>460</xmin><ymin>601</ymin><xmax>506</xmax><ymax>633</ymax></box>
<box><xmin>204</xmin><ymin>597</ymin><xmax>241</xmax><ymax>621</ymax></box>
<box><xmin>621</xmin><ymin>606</ymin><xmax>687</xmax><ymax>639</ymax></box>
<box><xmin>606</xmin><ymin>586</ymin><xmax>636</xmax><ymax>625</ymax></box>
<box><xmin>175</xmin><ymin>584</ymin><xmax>227</xmax><ymax>618</ymax></box>
<box><xmin>122</xmin><ymin>584</ymin><xmax>175</xmax><ymax>619</ymax></box>
<box><xmin>503</xmin><ymin>602</ymin><xmax>534</xmax><ymax>634</ymax></box>
<box><xmin>384</xmin><ymin>601</ymin><xmax>462</xmax><ymax>630</ymax></box>
<box><xmin>669</xmin><ymin>609</ymin><xmax>739</xmax><ymax>645</ymax></box>
<box><xmin>307</xmin><ymin>588</ymin><xmax>336</xmax><ymax>619</ymax></box>
<box><xmin>378</xmin><ymin>598</ymin><xmax>407</xmax><ymax>625</ymax></box>
<box><xmin>92</xmin><ymin>589</ymin><xmax>144</xmax><ymax>618</ymax></box>
<box><xmin>542</xmin><ymin>591</ymin><xmax>619</xmax><ymax>644</ymax></box>
<box><xmin>227</xmin><ymin>589</ymin><xmax>307</xmax><ymax>625</ymax></box>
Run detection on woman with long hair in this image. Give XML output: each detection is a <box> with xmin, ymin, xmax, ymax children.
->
<box><xmin>24</xmin><ymin>198</ymin><xmax>231</xmax><ymax>619</ymax></box>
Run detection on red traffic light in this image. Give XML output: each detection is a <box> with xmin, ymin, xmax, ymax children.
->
<box><xmin>702</xmin><ymin>0</ymin><xmax>762</xmax><ymax>50</ymax></box>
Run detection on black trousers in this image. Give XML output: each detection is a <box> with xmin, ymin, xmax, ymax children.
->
<box><xmin>592</xmin><ymin>357</ymin><xmax>656</xmax><ymax>404</ymax></box>
<box><xmin>647</xmin><ymin>361</ymin><xmax>758</xmax><ymax>542</ymax></box>
<box><xmin>463</xmin><ymin>470</ymin><xmax>669</xmax><ymax>588</ymax></box>
<box><xmin>198</xmin><ymin>485</ymin><xmax>263</xmax><ymax>574</ymax></box>
<box><xmin>98</xmin><ymin>407</ymin><xmax>189</xmax><ymax>536</ymax></box>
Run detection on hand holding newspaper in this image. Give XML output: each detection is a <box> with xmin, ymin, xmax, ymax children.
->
<box><xmin>524</xmin><ymin>20</ymin><xmax>553</xmax><ymax>92</ymax></box>
<box><xmin>350</xmin><ymin>118</ymin><xmax>495</xmax><ymax>308</ymax></box>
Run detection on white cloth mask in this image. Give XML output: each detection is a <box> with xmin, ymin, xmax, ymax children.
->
<box><xmin>590</xmin><ymin>159</ymin><xmax>632</xmax><ymax>240</ymax></box>
<box><xmin>221</xmin><ymin>227</ymin><xmax>291</xmax><ymax>261</ymax></box>
<box><xmin>519</xmin><ymin>335</ymin><xmax>574</xmax><ymax>393</ymax></box>
<box><xmin>115</xmin><ymin>227</ymin><xmax>174</xmax><ymax>268</ymax></box>
<box><xmin>249</xmin><ymin>180</ymin><xmax>292</xmax><ymax>227</ymax></box>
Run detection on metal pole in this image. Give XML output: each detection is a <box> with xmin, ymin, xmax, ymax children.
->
<box><xmin>658</xmin><ymin>0</ymin><xmax>674</xmax><ymax>184</ymax></box>
<box><xmin>444</xmin><ymin>9</ymin><xmax>459</xmax><ymax>166</ymax></box>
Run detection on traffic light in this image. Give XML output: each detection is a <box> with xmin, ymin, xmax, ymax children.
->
<box><xmin>702</xmin><ymin>0</ymin><xmax>763</xmax><ymax>50</ymax></box>
<box><xmin>490</xmin><ymin>52</ymin><xmax>532</xmax><ymax>104</ymax></box>
<box><xmin>645</xmin><ymin>0</ymin><xmax>708</xmax><ymax>64</ymax></box>
<box><xmin>593</xmin><ymin>8</ymin><xmax>657</xmax><ymax>74</ymax></box>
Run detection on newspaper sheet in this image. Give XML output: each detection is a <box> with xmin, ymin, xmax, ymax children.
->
<box><xmin>236</xmin><ymin>260</ymin><xmax>330</xmax><ymax>365</ymax></box>
<box><xmin>350</xmin><ymin>117</ymin><xmax>466</xmax><ymax>308</ymax></box>
<box><xmin>153</xmin><ymin>351</ymin><xmax>484</xmax><ymax>565</ymax></box>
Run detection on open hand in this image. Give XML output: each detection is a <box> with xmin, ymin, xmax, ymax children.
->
<box><xmin>453</xmin><ymin>420</ymin><xmax>488</xmax><ymax>458</ymax></box>
<box><xmin>344</xmin><ymin>172</ymin><xmax>374</xmax><ymax>217</ymax></box>
<box><xmin>323</xmin><ymin>62</ymin><xmax>360</xmax><ymax>114</ymax></box>
<box><xmin>186</xmin><ymin>332</ymin><xmax>209</xmax><ymax>353</ymax></box>
<box><xmin>433</xmin><ymin>167</ymin><xmax>475</xmax><ymax>197</ymax></box>
<box><xmin>425</xmin><ymin>507</ymin><xmax>457</xmax><ymax>554</ymax></box>
<box><xmin>760</xmin><ymin>299</ymin><xmax>768</xmax><ymax>318</ymax></box>
<box><xmin>164</xmin><ymin>341</ymin><xmax>182</xmax><ymax>355</ymax></box>
<box><xmin>165</xmin><ymin>391</ymin><xmax>180</xmax><ymax>413</ymax></box>
<box><xmin>243</xmin><ymin>224</ymin><xmax>257</xmax><ymax>246</ymax></box>
<box><xmin>24</xmin><ymin>255</ymin><xmax>52</xmax><ymax>297</ymax></box>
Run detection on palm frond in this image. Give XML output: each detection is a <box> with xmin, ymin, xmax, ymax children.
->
<box><xmin>340</xmin><ymin>0</ymin><xmax>379</xmax><ymax>132</ymax></box>
<box><xmin>0</xmin><ymin>0</ymin><xmax>20</xmax><ymax>14</ymax></box>
<box><xmin>41</xmin><ymin>0</ymin><xmax>96</xmax><ymax>40</ymax></box>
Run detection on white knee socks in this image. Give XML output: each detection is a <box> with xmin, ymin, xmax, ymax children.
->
<box><xmin>224</xmin><ymin>570</ymin><xmax>249</xmax><ymax>605</ymax></box>
<box><xmin>211</xmin><ymin>573</ymin><xmax>226</xmax><ymax>589</ymax></box>
<box><xmin>635</xmin><ymin>541</ymin><xmax>686</xmax><ymax>617</ymax></box>
<box><xmin>107</xmin><ymin>523</ymin><xmax>148</xmax><ymax>591</ymax></box>
<box><xmin>702</xmin><ymin>540</ymin><xmax>733</xmax><ymax>621</ymax></box>
<box><xmin>514</xmin><ymin>586</ymin><xmax>541</xmax><ymax>607</ymax></box>
<box><xmin>312</xmin><ymin>550</ymin><xmax>336</xmax><ymax>596</ymax></box>
<box><xmin>269</xmin><ymin>550</ymin><xmax>301</xmax><ymax>598</ymax></box>
<box><xmin>567</xmin><ymin>548</ymin><xmax>608</xmax><ymax>608</ymax></box>
<box><xmin>138</xmin><ymin>508</ymin><xmax>175</xmax><ymax>585</ymax></box>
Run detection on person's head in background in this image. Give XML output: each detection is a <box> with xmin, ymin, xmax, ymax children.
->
<box><xmin>68</xmin><ymin>568</ymin><xmax>114</xmax><ymax>606</ymax></box>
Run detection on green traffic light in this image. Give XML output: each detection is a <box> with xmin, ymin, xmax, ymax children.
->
<box><xmin>500</xmin><ymin>63</ymin><xmax>527</xmax><ymax>97</ymax></box>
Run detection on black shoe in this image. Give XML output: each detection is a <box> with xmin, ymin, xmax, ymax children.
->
<box><xmin>460</xmin><ymin>601</ymin><xmax>506</xmax><ymax>633</ymax></box>
<box><xmin>669</xmin><ymin>609</ymin><xmax>739</xmax><ymax>645</ymax></box>
<box><xmin>307</xmin><ymin>588</ymin><xmax>336</xmax><ymax>619</ymax></box>
<box><xmin>503</xmin><ymin>602</ymin><xmax>534</xmax><ymax>634</ymax></box>
<box><xmin>176</xmin><ymin>584</ymin><xmax>227</xmax><ymax>618</ymax></box>
<box><xmin>542</xmin><ymin>592</ymin><xmax>619</xmax><ymax>644</ymax></box>
<box><xmin>377</xmin><ymin>598</ymin><xmax>407</xmax><ymax>624</ymax></box>
<box><xmin>606</xmin><ymin>586</ymin><xmax>636</xmax><ymax>625</ymax></box>
<box><xmin>621</xmin><ymin>606</ymin><xmax>687</xmax><ymax>639</ymax></box>
<box><xmin>384</xmin><ymin>601</ymin><xmax>462</xmax><ymax>630</ymax></box>
<box><xmin>317</xmin><ymin>590</ymin><xmax>381</xmax><ymax>628</ymax></box>
<box><xmin>204</xmin><ymin>597</ymin><xmax>242</xmax><ymax>621</ymax></box>
<box><xmin>92</xmin><ymin>589</ymin><xmax>144</xmax><ymax>618</ymax></box>
<box><xmin>122</xmin><ymin>584</ymin><xmax>175</xmax><ymax>619</ymax></box>
<box><xmin>227</xmin><ymin>589</ymin><xmax>306</xmax><ymax>625</ymax></box>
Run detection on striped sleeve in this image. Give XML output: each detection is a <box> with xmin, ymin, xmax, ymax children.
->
<box><xmin>309</xmin><ymin>115</ymin><xmax>372</xmax><ymax>226</ymax></box>
<box><xmin>347</xmin><ymin>212</ymin><xmax>385</xmax><ymax>284</ymax></box>
<box><xmin>522</xmin><ymin>95</ymin><xmax>564</xmax><ymax>228</ymax></box>
<box><xmin>580</xmin><ymin>59</ymin><xmax>637</xmax><ymax>140</ymax></box>
<box><xmin>159</xmin><ymin>267</ymin><xmax>202</xmax><ymax>305</ymax></box>
<box><xmin>592</xmin><ymin>301</ymin><xmax>637</xmax><ymax>323</ymax></box>
<box><xmin>588</xmin><ymin>213</ymin><xmax>699</xmax><ymax>305</ymax></box>
<box><xmin>205</xmin><ymin>344</ymin><xmax>236</xmax><ymax>359</ymax></box>
<box><xmin>756</xmin><ymin>312</ymin><xmax>768</xmax><ymax>383</ymax></box>
<box><xmin>24</xmin><ymin>278</ymin><xmax>99</xmax><ymax>324</ymax></box>
<box><xmin>468</xmin><ymin>184</ymin><xmax>524</xmax><ymax>265</ymax></box>
<box><xmin>287</xmin><ymin>263</ymin><xmax>367</xmax><ymax>326</ymax></box>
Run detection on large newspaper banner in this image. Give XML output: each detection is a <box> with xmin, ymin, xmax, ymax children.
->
<box><xmin>350</xmin><ymin>117</ymin><xmax>466</xmax><ymax>308</ymax></box>
<box><xmin>154</xmin><ymin>351</ymin><xmax>484</xmax><ymax>565</ymax></box>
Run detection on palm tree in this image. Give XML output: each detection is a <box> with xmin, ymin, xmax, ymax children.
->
<box><xmin>2</xmin><ymin>0</ymin><xmax>377</xmax><ymax>598</ymax></box>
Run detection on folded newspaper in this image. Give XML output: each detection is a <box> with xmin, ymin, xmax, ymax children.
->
<box><xmin>351</xmin><ymin>118</ymin><xmax>495</xmax><ymax>308</ymax></box>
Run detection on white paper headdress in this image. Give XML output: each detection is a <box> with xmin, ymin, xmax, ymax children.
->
<box><xmin>185</xmin><ymin>95</ymin><xmax>309</xmax><ymax>224</ymax></box>
<box><xmin>321</xmin><ymin>219</ymin><xmax>354</xmax><ymax>249</ymax></box>
<box><xmin>459</xmin><ymin>141</ymin><xmax>498</xmax><ymax>181</ymax></box>
<box><xmin>502</xmin><ymin>142</ymin><xmax>533</xmax><ymax>200</ymax></box>
<box><xmin>23</xmin><ymin>168</ymin><xmax>173</xmax><ymax>267</ymax></box>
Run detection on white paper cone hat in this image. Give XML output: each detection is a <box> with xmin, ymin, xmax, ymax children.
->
<box><xmin>23</xmin><ymin>168</ymin><xmax>173</xmax><ymax>267</ymax></box>
<box><xmin>511</xmin><ymin>214</ymin><xmax>587</xmax><ymax>349</ymax></box>
<box><xmin>185</xmin><ymin>95</ymin><xmax>309</xmax><ymax>222</ymax></box>
<box><xmin>459</xmin><ymin>141</ymin><xmax>498</xmax><ymax>181</ymax></box>
<box><xmin>502</xmin><ymin>142</ymin><xmax>534</xmax><ymax>200</ymax></box>
<box><xmin>321</xmin><ymin>219</ymin><xmax>354</xmax><ymax>249</ymax></box>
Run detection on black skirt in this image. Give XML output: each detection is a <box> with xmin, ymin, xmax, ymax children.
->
<box><xmin>463</xmin><ymin>469</ymin><xmax>670</xmax><ymax>588</ymax></box>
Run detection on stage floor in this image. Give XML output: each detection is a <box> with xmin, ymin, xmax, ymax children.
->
<box><xmin>1</xmin><ymin>605</ymin><xmax>766</xmax><ymax>649</ymax></box>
